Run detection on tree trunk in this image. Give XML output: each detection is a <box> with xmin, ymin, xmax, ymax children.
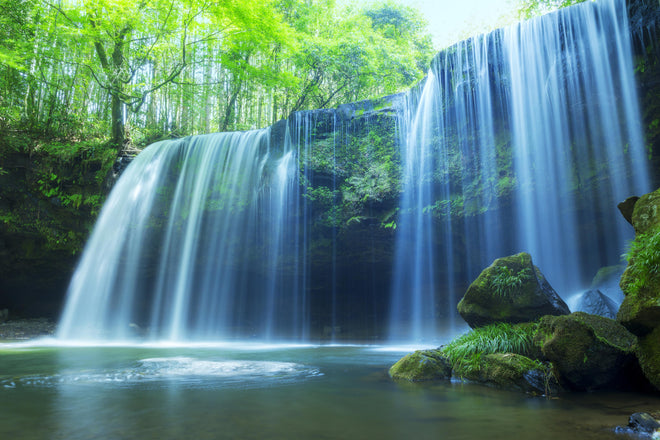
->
<box><xmin>111</xmin><ymin>92</ymin><xmax>124</xmax><ymax>149</ymax></box>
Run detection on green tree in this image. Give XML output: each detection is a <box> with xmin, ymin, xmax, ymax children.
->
<box><xmin>517</xmin><ymin>0</ymin><xmax>587</xmax><ymax>19</ymax></box>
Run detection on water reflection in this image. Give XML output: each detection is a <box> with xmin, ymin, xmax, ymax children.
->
<box><xmin>0</xmin><ymin>345</ymin><xmax>657</xmax><ymax>440</ymax></box>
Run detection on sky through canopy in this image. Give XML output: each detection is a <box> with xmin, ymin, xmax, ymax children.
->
<box><xmin>398</xmin><ymin>0</ymin><xmax>518</xmax><ymax>48</ymax></box>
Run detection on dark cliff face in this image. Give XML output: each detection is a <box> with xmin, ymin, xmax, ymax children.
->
<box><xmin>0</xmin><ymin>134</ymin><xmax>115</xmax><ymax>318</ymax></box>
<box><xmin>629</xmin><ymin>0</ymin><xmax>660</xmax><ymax>188</ymax></box>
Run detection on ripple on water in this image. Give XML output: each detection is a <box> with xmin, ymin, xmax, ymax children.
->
<box><xmin>1</xmin><ymin>357</ymin><xmax>323</xmax><ymax>390</ymax></box>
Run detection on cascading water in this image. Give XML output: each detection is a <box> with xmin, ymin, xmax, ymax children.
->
<box><xmin>57</xmin><ymin>0</ymin><xmax>650</xmax><ymax>344</ymax></box>
<box><xmin>58</xmin><ymin>130</ymin><xmax>308</xmax><ymax>341</ymax></box>
<box><xmin>389</xmin><ymin>0</ymin><xmax>649</xmax><ymax>342</ymax></box>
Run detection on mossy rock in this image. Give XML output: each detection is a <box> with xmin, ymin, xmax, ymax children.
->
<box><xmin>617</xmin><ymin>290</ymin><xmax>660</xmax><ymax>336</ymax></box>
<box><xmin>631</xmin><ymin>187</ymin><xmax>660</xmax><ymax>236</ymax></box>
<box><xmin>457</xmin><ymin>252</ymin><xmax>569</xmax><ymax>328</ymax></box>
<box><xmin>537</xmin><ymin>312</ymin><xmax>637</xmax><ymax>390</ymax></box>
<box><xmin>388</xmin><ymin>349</ymin><xmax>452</xmax><ymax>381</ymax></box>
<box><xmin>618</xmin><ymin>216</ymin><xmax>660</xmax><ymax>336</ymax></box>
<box><xmin>636</xmin><ymin>326</ymin><xmax>660</xmax><ymax>391</ymax></box>
<box><xmin>618</xmin><ymin>196</ymin><xmax>640</xmax><ymax>226</ymax></box>
<box><xmin>453</xmin><ymin>353</ymin><xmax>558</xmax><ymax>395</ymax></box>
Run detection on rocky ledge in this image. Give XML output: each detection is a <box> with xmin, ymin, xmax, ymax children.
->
<box><xmin>0</xmin><ymin>318</ymin><xmax>56</xmax><ymax>341</ymax></box>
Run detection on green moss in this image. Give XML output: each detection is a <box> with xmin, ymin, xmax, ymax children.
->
<box><xmin>618</xmin><ymin>226</ymin><xmax>660</xmax><ymax>334</ymax></box>
<box><xmin>636</xmin><ymin>327</ymin><xmax>660</xmax><ymax>390</ymax></box>
<box><xmin>389</xmin><ymin>349</ymin><xmax>452</xmax><ymax>381</ymax></box>
<box><xmin>489</xmin><ymin>266</ymin><xmax>531</xmax><ymax>298</ymax></box>
<box><xmin>621</xmin><ymin>229</ymin><xmax>660</xmax><ymax>297</ymax></box>
<box><xmin>538</xmin><ymin>312</ymin><xmax>636</xmax><ymax>390</ymax></box>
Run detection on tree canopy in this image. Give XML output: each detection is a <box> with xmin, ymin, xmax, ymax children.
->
<box><xmin>0</xmin><ymin>0</ymin><xmax>434</xmax><ymax>149</ymax></box>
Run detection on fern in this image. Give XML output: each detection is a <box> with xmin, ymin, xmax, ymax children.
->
<box><xmin>489</xmin><ymin>266</ymin><xmax>530</xmax><ymax>297</ymax></box>
<box><xmin>623</xmin><ymin>229</ymin><xmax>660</xmax><ymax>296</ymax></box>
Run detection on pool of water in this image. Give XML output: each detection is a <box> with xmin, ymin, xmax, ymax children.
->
<box><xmin>1</xmin><ymin>341</ymin><xmax>658</xmax><ymax>439</ymax></box>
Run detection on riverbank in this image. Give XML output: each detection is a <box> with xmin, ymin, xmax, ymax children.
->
<box><xmin>0</xmin><ymin>318</ymin><xmax>56</xmax><ymax>341</ymax></box>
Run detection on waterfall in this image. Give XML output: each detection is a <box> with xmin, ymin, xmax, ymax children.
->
<box><xmin>389</xmin><ymin>0</ymin><xmax>649</xmax><ymax>342</ymax></box>
<box><xmin>58</xmin><ymin>0</ymin><xmax>649</xmax><ymax>343</ymax></box>
<box><xmin>58</xmin><ymin>130</ymin><xmax>308</xmax><ymax>341</ymax></box>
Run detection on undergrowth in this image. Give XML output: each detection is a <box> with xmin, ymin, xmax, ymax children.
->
<box><xmin>441</xmin><ymin>322</ymin><xmax>537</xmax><ymax>372</ymax></box>
<box><xmin>489</xmin><ymin>266</ymin><xmax>530</xmax><ymax>297</ymax></box>
<box><xmin>623</xmin><ymin>229</ymin><xmax>660</xmax><ymax>296</ymax></box>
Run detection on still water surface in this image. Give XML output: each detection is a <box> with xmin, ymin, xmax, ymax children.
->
<box><xmin>1</xmin><ymin>343</ymin><xmax>658</xmax><ymax>439</ymax></box>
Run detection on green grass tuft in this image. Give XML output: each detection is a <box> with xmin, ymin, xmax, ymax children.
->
<box><xmin>441</xmin><ymin>323</ymin><xmax>536</xmax><ymax>372</ymax></box>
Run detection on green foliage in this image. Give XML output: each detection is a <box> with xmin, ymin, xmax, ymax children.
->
<box><xmin>622</xmin><ymin>229</ymin><xmax>660</xmax><ymax>297</ymax></box>
<box><xmin>0</xmin><ymin>0</ymin><xmax>434</xmax><ymax>144</ymax></box>
<box><xmin>516</xmin><ymin>0</ymin><xmax>588</xmax><ymax>20</ymax></box>
<box><xmin>489</xmin><ymin>266</ymin><xmax>531</xmax><ymax>298</ymax></box>
<box><xmin>441</xmin><ymin>323</ymin><xmax>538</xmax><ymax>372</ymax></box>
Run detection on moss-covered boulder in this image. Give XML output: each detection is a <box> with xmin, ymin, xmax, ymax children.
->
<box><xmin>457</xmin><ymin>252</ymin><xmax>569</xmax><ymax>328</ymax></box>
<box><xmin>618</xmin><ymin>228</ymin><xmax>660</xmax><ymax>336</ymax></box>
<box><xmin>636</xmin><ymin>327</ymin><xmax>660</xmax><ymax>390</ymax></box>
<box><xmin>630</xmin><ymin>188</ymin><xmax>660</xmax><ymax>236</ymax></box>
<box><xmin>536</xmin><ymin>312</ymin><xmax>637</xmax><ymax>390</ymax></box>
<box><xmin>453</xmin><ymin>353</ymin><xmax>558</xmax><ymax>395</ymax></box>
<box><xmin>388</xmin><ymin>349</ymin><xmax>452</xmax><ymax>381</ymax></box>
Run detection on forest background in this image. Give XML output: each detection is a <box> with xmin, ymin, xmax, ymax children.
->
<box><xmin>0</xmin><ymin>0</ymin><xmax>573</xmax><ymax>151</ymax></box>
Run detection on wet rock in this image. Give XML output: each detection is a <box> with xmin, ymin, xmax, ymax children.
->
<box><xmin>636</xmin><ymin>327</ymin><xmax>660</xmax><ymax>391</ymax></box>
<box><xmin>618</xmin><ymin>196</ymin><xmax>639</xmax><ymax>226</ymax></box>
<box><xmin>571</xmin><ymin>289</ymin><xmax>619</xmax><ymax>319</ymax></box>
<box><xmin>536</xmin><ymin>312</ymin><xmax>637</xmax><ymax>390</ymax></box>
<box><xmin>457</xmin><ymin>252</ymin><xmax>569</xmax><ymax>328</ymax></box>
<box><xmin>104</xmin><ymin>153</ymin><xmax>136</xmax><ymax>191</ymax></box>
<box><xmin>617</xmin><ymin>290</ymin><xmax>660</xmax><ymax>337</ymax></box>
<box><xmin>454</xmin><ymin>352</ymin><xmax>559</xmax><ymax>395</ymax></box>
<box><xmin>631</xmin><ymin>188</ymin><xmax>660</xmax><ymax>236</ymax></box>
<box><xmin>616</xmin><ymin>412</ymin><xmax>660</xmax><ymax>437</ymax></box>
<box><xmin>589</xmin><ymin>265</ymin><xmax>625</xmax><ymax>303</ymax></box>
<box><xmin>0</xmin><ymin>318</ymin><xmax>56</xmax><ymax>340</ymax></box>
<box><xmin>389</xmin><ymin>350</ymin><xmax>452</xmax><ymax>381</ymax></box>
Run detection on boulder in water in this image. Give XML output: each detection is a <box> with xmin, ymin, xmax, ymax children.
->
<box><xmin>536</xmin><ymin>312</ymin><xmax>637</xmax><ymax>390</ymax></box>
<box><xmin>572</xmin><ymin>289</ymin><xmax>619</xmax><ymax>319</ymax></box>
<box><xmin>388</xmin><ymin>350</ymin><xmax>452</xmax><ymax>381</ymax></box>
<box><xmin>457</xmin><ymin>252</ymin><xmax>569</xmax><ymax>328</ymax></box>
<box><xmin>453</xmin><ymin>353</ymin><xmax>559</xmax><ymax>395</ymax></box>
<box><xmin>615</xmin><ymin>412</ymin><xmax>660</xmax><ymax>437</ymax></box>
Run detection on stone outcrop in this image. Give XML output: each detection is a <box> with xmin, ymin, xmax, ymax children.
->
<box><xmin>457</xmin><ymin>252</ymin><xmax>569</xmax><ymax>328</ymax></box>
<box><xmin>453</xmin><ymin>353</ymin><xmax>559</xmax><ymax>395</ymax></box>
<box><xmin>388</xmin><ymin>350</ymin><xmax>452</xmax><ymax>381</ymax></box>
<box><xmin>618</xmin><ymin>187</ymin><xmax>660</xmax><ymax>391</ymax></box>
<box><xmin>536</xmin><ymin>312</ymin><xmax>637</xmax><ymax>391</ymax></box>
